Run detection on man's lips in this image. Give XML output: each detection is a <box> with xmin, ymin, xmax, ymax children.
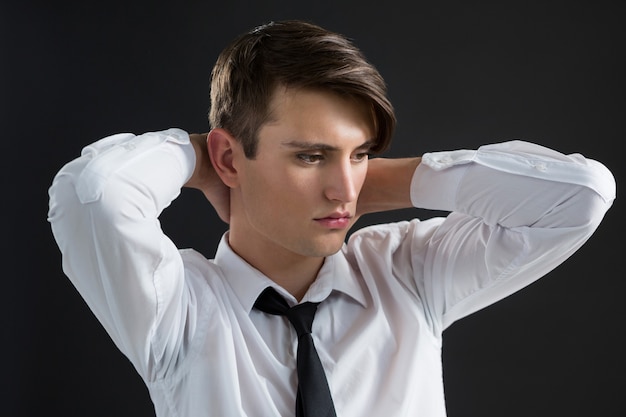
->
<box><xmin>314</xmin><ymin>213</ymin><xmax>352</xmax><ymax>229</ymax></box>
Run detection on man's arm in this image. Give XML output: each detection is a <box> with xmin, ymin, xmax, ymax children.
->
<box><xmin>356</xmin><ymin>156</ymin><xmax>422</xmax><ymax>218</ymax></box>
<box><xmin>407</xmin><ymin>141</ymin><xmax>615</xmax><ymax>329</ymax></box>
<box><xmin>347</xmin><ymin>140</ymin><xmax>615</xmax><ymax>332</ymax></box>
<box><xmin>48</xmin><ymin>128</ymin><xmax>199</xmax><ymax>379</ymax></box>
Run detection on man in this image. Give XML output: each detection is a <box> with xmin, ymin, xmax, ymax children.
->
<box><xmin>48</xmin><ymin>20</ymin><xmax>615</xmax><ymax>417</ymax></box>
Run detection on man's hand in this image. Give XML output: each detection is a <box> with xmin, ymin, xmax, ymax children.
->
<box><xmin>185</xmin><ymin>133</ymin><xmax>230</xmax><ymax>223</ymax></box>
<box><xmin>356</xmin><ymin>156</ymin><xmax>421</xmax><ymax>218</ymax></box>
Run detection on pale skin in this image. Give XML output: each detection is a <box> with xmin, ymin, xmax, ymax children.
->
<box><xmin>185</xmin><ymin>87</ymin><xmax>421</xmax><ymax>301</ymax></box>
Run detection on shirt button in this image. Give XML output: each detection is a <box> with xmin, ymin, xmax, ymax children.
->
<box><xmin>534</xmin><ymin>162</ymin><xmax>547</xmax><ymax>171</ymax></box>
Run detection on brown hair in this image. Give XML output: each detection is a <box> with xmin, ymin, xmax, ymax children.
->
<box><xmin>208</xmin><ymin>20</ymin><xmax>396</xmax><ymax>158</ymax></box>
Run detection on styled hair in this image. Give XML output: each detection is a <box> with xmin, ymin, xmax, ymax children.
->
<box><xmin>208</xmin><ymin>20</ymin><xmax>396</xmax><ymax>158</ymax></box>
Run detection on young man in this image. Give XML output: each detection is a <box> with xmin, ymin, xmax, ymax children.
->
<box><xmin>48</xmin><ymin>20</ymin><xmax>615</xmax><ymax>417</ymax></box>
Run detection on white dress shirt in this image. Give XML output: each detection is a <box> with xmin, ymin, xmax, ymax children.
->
<box><xmin>47</xmin><ymin>128</ymin><xmax>615</xmax><ymax>416</ymax></box>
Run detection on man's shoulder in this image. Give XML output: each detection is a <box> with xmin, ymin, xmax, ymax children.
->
<box><xmin>179</xmin><ymin>248</ymin><xmax>221</xmax><ymax>278</ymax></box>
<box><xmin>347</xmin><ymin>217</ymin><xmax>444</xmax><ymax>252</ymax></box>
<box><xmin>350</xmin><ymin>220</ymin><xmax>411</xmax><ymax>240</ymax></box>
<box><xmin>346</xmin><ymin>220</ymin><xmax>413</xmax><ymax>255</ymax></box>
<box><xmin>177</xmin><ymin>248</ymin><xmax>233</xmax><ymax>297</ymax></box>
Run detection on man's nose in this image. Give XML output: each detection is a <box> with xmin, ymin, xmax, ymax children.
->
<box><xmin>324</xmin><ymin>160</ymin><xmax>358</xmax><ymax>203</ymax></box>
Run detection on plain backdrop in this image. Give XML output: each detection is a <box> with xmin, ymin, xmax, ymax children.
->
<box><xmin>2</xmin><ymin>1</ymin><xmax>624</xmax><ymax>416</ymax></box>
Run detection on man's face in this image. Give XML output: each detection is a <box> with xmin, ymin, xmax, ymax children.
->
<box><xmin>229</xmin><ymin>87</ymin><xmax>375</xmax><ymax>263</ymax></box>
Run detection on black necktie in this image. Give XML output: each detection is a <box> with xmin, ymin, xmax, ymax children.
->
<box><xmin>254</xmin><ymin>287</ymin><xmax>337</xmax><ymax>417</ymax></box>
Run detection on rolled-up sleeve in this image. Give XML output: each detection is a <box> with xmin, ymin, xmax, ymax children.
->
<box><xmin>409</xmin><ymin>140</ymin><xmax>616</xmax><ymax>330</ymax></box>
<box><xmin>47</xmin><ymin>128</ymin><xmax>196</xmax><ymax>379</ymax></box>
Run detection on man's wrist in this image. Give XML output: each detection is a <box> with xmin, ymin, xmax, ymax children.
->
<box><xmin>357</xmin><ymin>157</ymin><xmax>421</xmax><ymax>216</ymax></box>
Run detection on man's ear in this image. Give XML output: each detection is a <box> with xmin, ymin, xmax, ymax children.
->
<box><xmin>207</xmin><ymin>128</ymin><xmax>241</xmax><ymax>188</ymax></box>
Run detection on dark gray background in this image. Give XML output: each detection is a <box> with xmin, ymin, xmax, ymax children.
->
<box><xmin>3</xmin><ymin>1</ymin><xmax>624</xmax><ymax>416</ymax></box>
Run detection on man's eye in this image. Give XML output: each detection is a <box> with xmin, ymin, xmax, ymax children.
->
<box><xmin>352</xmin><ymin>152</ymin><xmax>370</xmax><ymax>162</ymax></box>
<box><xmin>297</xmin><ymin>154</ymin><xmax>324</xmax><ymax>164</ymax></box>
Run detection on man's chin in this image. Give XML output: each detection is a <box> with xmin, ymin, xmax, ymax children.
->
<box><xmin>304</xmin><ymin>235</ymin><xmax>347</xmax><ymax>258</ymax></box>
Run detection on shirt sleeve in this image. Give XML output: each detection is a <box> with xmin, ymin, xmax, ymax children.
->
<box><xmin>408</xmin><ymin>140</ymin><xmax>616</xmax><ymax>330</ymax></box>
<box><xmin>47</xmin><ymin>128</ymin><xmax>197</xmax><ymax>379</ymax></box>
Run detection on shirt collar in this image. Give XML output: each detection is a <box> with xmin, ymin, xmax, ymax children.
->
<box><xmin>213</xmin><ymin>232</ymin><xmax>368</xmax><ymax>313</ymax></box>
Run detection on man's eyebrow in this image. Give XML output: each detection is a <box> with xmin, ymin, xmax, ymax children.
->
<box><xmin>280</xmin><ymin>140</ymin><xmax>375</xmax><ymax>151</ymax></box>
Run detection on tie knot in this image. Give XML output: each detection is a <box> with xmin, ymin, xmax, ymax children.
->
<box><xmin>286</xmin><ymin>302</ymin><xmax>319</xmax><ymax>337</ymax></box>
<box><xmin>254</xmin><ymin>287</ymin><xmax>320</xmax><ymax>337</ymax></box>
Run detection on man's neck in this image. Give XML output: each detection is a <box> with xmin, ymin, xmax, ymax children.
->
<box><xmin>257</xmin><ymin>255</ymin><xmax>325</xmax><ymax>302</ymax></box>
<box><xmin>227</xmin><ymin>232</ymin><xmax>325</xmax><ymax>302</ymax></box>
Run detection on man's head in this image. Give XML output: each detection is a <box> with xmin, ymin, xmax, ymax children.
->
<box><xmin>208</xmin><ymin>20</ymin><xmax>396</xmax><ymax>158</ymax></box>
<box><xmin>207</xmin><ymin>21</ymin><xmax>395</xmax><ymax>289</ymax></box>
